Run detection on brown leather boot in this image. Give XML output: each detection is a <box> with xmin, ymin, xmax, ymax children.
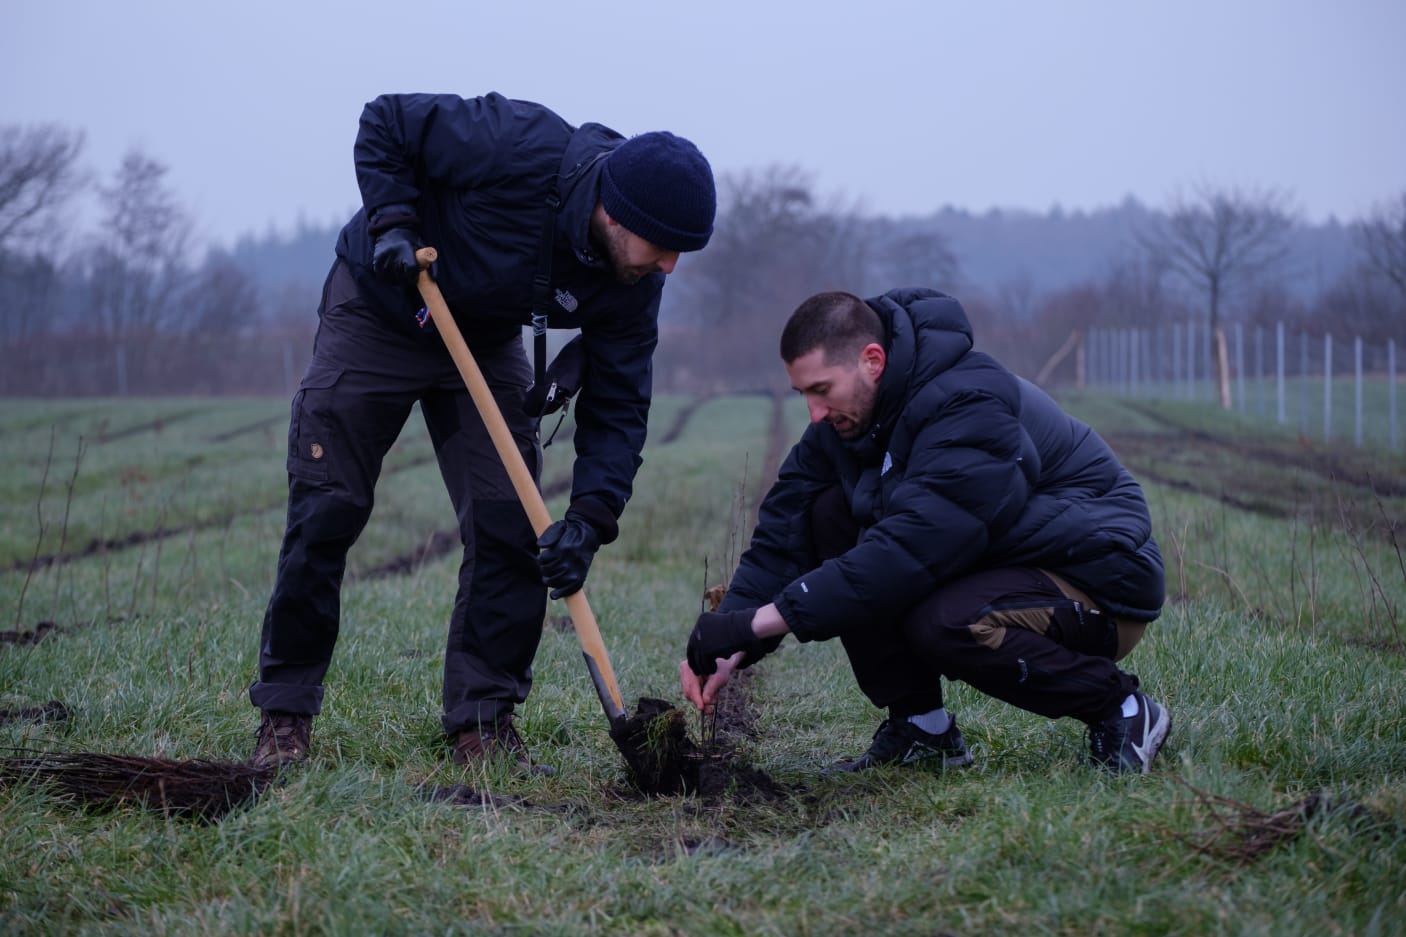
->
<box><xmin>251</xmin><ymin>710</ymin><xmax>313</xmax><ymax>770</ymax></box>
<box><xmin>452</xmin><ymin>714</ymin><xmax>554</xmax><ymax>776</ymax></box>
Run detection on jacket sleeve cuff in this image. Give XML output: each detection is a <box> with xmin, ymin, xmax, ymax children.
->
<box><xmin>565</xmin><ymin>498</ymin><xmax>619</xmax><ymax>545</ymax></box>
<box><xmin>367</xmin><ymin>203</ymin><xmax>420</xmax><ymax>236</ymax></box>
<box><xmin>772</xmin><ymin>591</ymin><xmax>815</xmax><ymax>643</ymax></box>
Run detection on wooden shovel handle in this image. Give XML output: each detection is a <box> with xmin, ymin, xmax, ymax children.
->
<box><xmin>414</xmin><ymin>247</ymin><xmax>626</xmax><ymax>721</ymax></box>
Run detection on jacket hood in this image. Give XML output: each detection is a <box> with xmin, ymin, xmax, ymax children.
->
<box><xmin>848</xmin><ymin>288</ymin><xmax>974</xmax><ymax>461</ymax></box>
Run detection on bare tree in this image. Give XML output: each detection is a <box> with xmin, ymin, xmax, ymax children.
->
<box><xmin>0</xmin><ymin>124</ymin><xmax>86</xmax><ymax>250</ymax></box>
<box><xmin>0</xmin><ymin>125</ymin><xmax>87</xmax><ymax>342</ymax></box>
<box><xmin>1144</xmin><ymin>183</ymin><xmax>1294</xmax><ymax>408</ymax></box>
<box><xmin>87</xmin><ymin>150</ymin><xmax>192</xmax><ymax>339</ymax></box>
<box><xmin>83</xmin><ymin>150</ymin><xmax>193</xmax><ymax>392</ymax></box>
<box><xmin>873</xmin><ymin>226</ymin><xmax>960</xmax><ymax>294</ymax></box>
<box><xmin>1357</xmin><ymin>191</ymin><xmax>1406</xmax><ymax>305</ymax></box>
<box><xmin>667</xmin><ymin>166</ymin><xmax>870</xmax><ymax>390</ymax></box>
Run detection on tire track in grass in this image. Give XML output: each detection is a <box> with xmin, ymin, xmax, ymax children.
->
<box><xmin>8</xmin><ymin>453</ymin><xmax>440</xmax><ymax>574</ymax></box>
<box><xmin>206</xmin><ymin>416</ymin><xmax>285</xmax><ymax>443</ymax></box>
<box><xmin>356</xmin><ymin>392</ymin><xmax>726</xmax><ymax>581</ymax></box>
<box><xmin>1115</xmin><ymin>401</ymin><xmax>1406</xmax><ymax>497</ymax></box>
<box><xmin>92</xmin><ymin>408</ymin><xmax>208</xmax><ymax>444</ymax></box>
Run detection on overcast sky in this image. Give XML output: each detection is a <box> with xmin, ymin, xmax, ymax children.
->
<box><xmin>4</xmin><ymin>0</ymin><xmax>1403</xmax><ymax>249</ymax></box>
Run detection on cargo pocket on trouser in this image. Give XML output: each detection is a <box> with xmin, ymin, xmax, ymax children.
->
<box><xmin>287</xmin><ymin>364</ymin><xmax>344</xmax><ymax>483</ymax></box>
<box><xmin>1040</xmin><ymin>570</ymin><xmax>1120</xmax><ymax>660</ymax></box>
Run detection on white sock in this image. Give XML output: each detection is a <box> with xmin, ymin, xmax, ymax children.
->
<box><xmin>1120</xmin><ymin>694</ymin><xmax>1140</xmax><ymax>718</ymax></box>
<box><xmin>907</xmin><ymin>708</ymin><xmax>951</xmax><ymax>735</ymax></box>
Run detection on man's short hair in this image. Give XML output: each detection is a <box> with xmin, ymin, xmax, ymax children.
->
<box><xmin>779</xmin><ymin>291</ymin><xmax>885</xmax><ymax>365</ymax></box>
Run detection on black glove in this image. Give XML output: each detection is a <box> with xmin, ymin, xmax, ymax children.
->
<box><xmin>686</xmin><ymin>610</ymin><xmax>763</xmax><ymax>677</ymax></box>
<box><xmin>537</xmin><ymin>514</ymin><xmax>602</xmax><ymax>600</ymax></box>
<box><xmin>371</xmin><ymin>226</ymin><xmax>423</xmax><ymax>286</ymax></box>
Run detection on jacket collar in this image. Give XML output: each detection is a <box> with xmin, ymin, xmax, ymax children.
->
<box><xmin>556</xmin><ymin>122</ymin><xmax>624</xmax><ymax>267</ymax></box>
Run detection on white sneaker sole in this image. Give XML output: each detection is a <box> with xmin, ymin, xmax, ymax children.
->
<box><xmin>1131</xmin><ymin>698</ymin><xmax>1171</xmax><ymax>773</ymax></box>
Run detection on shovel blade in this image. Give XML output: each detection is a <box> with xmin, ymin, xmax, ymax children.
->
<box><xmin>582</xmin><ymin>650</ymin><xmax>627</xmax><ymax>725</ymax></box>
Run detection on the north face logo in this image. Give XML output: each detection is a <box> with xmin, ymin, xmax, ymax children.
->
<box><xmin>555</xmin><ymin>289</ymin><xmax>579</xmax><ymax>312</ymax></box>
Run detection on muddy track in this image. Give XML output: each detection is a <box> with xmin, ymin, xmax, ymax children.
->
<box><xmin>9</xmin><ymin>454</ymin><xmax>440</xmax><ymax>574</ymax></box>
<box><xmin>1102</xmin><ymin>402</ymin><xmax>1405</xmax><ymax>542</ymax></box>
<box><xmin>656</xmin><ymin>394</ymin><xmax>716</xmax><ymax>445</ymax></box>
<box><xmin>92</xmin><ymin>408</ymin><xmax>209</xmax><ymax>444</ymax></box>
<box><xmin>1114</xmin><ymin>401</ymin><xmax>1406</xmax><ymax>496</ymax></box>
<box><xmin>11</xmin><ymin>394</ymin><xmax>746</xmax><ymax>578</ymax></box>
<box><xmin>207</xmin><ymin>416</ymin><xmax>285</xmax><ymax>443</ymax></box>
<box><xmin>358</xmin><ymin>392</ymin><xmax>751</xmax><ymax>581</ymax></box>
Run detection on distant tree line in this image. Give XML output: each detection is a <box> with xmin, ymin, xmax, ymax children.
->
<box><xmin>2</xmin><ymin>121</ymin><xmax>1403</xmax><ymax>405</ymax></box>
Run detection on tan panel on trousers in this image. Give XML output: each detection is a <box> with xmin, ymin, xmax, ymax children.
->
<box><xmin>964</xmin><ymin>570</ymin><xmax>1148</xmax><ymax>661</ymax></box>
<box><xmin>1043</xmin><ymin>569</ymin><xmax>1147</xmax><ymax>662</ymax></box>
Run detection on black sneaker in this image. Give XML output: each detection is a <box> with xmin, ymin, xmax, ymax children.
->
<box><xmin>828</xmin><ymin>716</ymin><xmax>974</xmax><ymax>774</ymax></box>
<box><xmin>1087</xmin><ymin>691</ymin><xmax>1171</xmax><ymax>774</ymax></box>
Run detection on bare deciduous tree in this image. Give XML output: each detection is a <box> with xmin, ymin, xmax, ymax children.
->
<box><xmin>872</xmin><ymin>226</ymin><xmax>959</xmax><ymax>295</ymax></box>
<box><xmin>0</xmin><ymin>125</ymin><xmax>86</xmax><ymax>342</ymax></box>
<box><xmin>1357</xmin><ymin>191</ymin><xmax>1406</xmax><ymax>304</ymax></box>
<box><xmin>88</xmin><ymin>150</ymin><xmax>192</xmax><ymax>339</ymax></box>
<box><xmin>0</xmin><ymin>124</ymin><xmax>86</xmax><ymax>250</ymax></box>
<box><xmin>668</xmin><ymin>166</ymin><xmax>870</xmax><ymax>390</ymax></box>
<box><xmin>1143</xmin><ymin>183</ymin><xmax>1294</xmax><ymax>408</ymax></box>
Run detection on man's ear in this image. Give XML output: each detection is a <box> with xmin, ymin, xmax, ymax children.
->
<box><xmin>859</xmin><ymin>343</ymin><xmax>886</xmax><ymax>380</ymax></box>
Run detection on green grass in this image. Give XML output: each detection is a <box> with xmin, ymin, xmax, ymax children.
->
<box><xmin>2</xmin><ymin>393</ymin><xmax>1404</xmax><ymax>936</ymax></box>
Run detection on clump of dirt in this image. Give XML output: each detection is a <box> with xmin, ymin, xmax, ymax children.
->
<box><xmin>0</xmin><ymin>621</ymin><xmax>58</xmax><ymax>645</ymax></box>
<box><xmin>610</xmin><ymin>697</ymin><xmax>700</xmax><ymax>796</ymax></box>
<box><xmin>0</xmin><ymin>700</ymin><xmax>69</xmax><ymax>726</ymax></box>
<box><xmin>609</xmin><ymin>683</ymin><xmax>794</xmax><ymax>804</ymax></box>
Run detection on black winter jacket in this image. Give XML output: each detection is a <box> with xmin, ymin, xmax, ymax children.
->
<box><xmin>722</xmin><ymin>287</ymin><xmax>1165</xmax><ymax>641</ymax></box>
<box><xmin>334</xmin><ymin>92</ymin><xmax>661</xmax><ymax>524</ymax></box>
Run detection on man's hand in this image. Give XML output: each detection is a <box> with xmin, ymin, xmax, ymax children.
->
<box><xmin>371</xmin><ymin>227</ymin><xmax>423</xmax><ymax>285</ymax></box>
<box><xmin>537</xmin><ymin>514</ymin><xmax>602</xmax><ymax>599</ymax></box>
<box><xmin>679</xmin><ymin>655</ymin><xmax>740</xmax><ymax>711</ymax></box>
<box><xmin>686</xmin><ymin>609</ymin><xmax>760</xmax><ymax>677</ymax></box>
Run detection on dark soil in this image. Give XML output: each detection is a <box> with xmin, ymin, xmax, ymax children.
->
<box><xmin>0</xmin><ymin>700</ymin><xmax>69</xmax><ymax>725</ymax></box>
<box><xmin>0</xmin><ymin>621</ymin><xmax>59</xmax><ymax>645</ymax></box>
<box><xmin>609</xmin><ymin>697</ymin><xmax>701</xmax><ymax>796</ymax></box>
<box><xmin>416</xmin><ymin>782</ymin><xmax>568</xmax><ymax>813</ymax></box>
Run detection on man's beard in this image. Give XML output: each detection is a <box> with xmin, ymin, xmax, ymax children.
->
<box><xmin>832</xmin><ymin>378</ymin><xmax>878</xmax><ymax>440</ymax></box>
<box><xmin>589</xmin><ymin>217</ymin><xmax>647</xmax><ymax>285</ymax></box>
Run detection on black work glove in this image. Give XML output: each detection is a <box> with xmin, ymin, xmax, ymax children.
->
<box><xmin>537</xmin><ymin>513</ymin><xmax>603</xmax><ymax>600</ymax></box>
<box><xmin>686</xmin><ymin>610</ymin><xmax>764</xmax><ymax>677</ymax></box>
<box><xmin>371</xmin><ymin>226</ymin><xmax>423</xmax><ymax>286</ymax></box>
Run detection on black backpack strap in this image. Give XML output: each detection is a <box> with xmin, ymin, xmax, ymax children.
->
<box><xmin>530</xmin><ymin>187</ymin><xmax>562</xmax><ymax>404</ymax></box>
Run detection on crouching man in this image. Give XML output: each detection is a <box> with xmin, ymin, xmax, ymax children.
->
<box><xmin>680</xmin><ymin>289</ymin><xmax>1170</xmax><ymax>775</ymax></box>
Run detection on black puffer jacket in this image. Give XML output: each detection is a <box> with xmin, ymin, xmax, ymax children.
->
<box><xmin>334</xmin><ymin>92</ymin><xmax>661</xmax><ymax>524</ymax></box>
<box><xmin>722</xmin><ymin>287</ymin><xmax>1164</xmax><ymax>641</ymax></box>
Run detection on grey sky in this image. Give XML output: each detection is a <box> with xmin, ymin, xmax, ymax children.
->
<box><xmin>4</xmin><ymin>0</ymin><xmax>1403</xmax><ymax>249</ymax></box>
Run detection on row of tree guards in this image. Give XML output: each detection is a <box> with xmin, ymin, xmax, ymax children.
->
<box><xmin>1081</xmin><ymin>322</ymin><xmax>1400</xmax><ymax>452</ymax></box>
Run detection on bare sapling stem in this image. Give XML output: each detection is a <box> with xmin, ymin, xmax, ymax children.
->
<box><xmin>49</xmin><ymin>437</ymin><xmax>86</xmax><ymax>616</ymax></box>
<box><xmin>14</xmin><ymin>427</ymin><xmax>57</xmax><ymax>630</ymax></box>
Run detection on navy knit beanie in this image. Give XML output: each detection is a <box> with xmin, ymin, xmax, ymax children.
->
<box><xmin>600</xmin><ymin>131</ymin><xmax>716</xmax><ymax>252</ymax></box>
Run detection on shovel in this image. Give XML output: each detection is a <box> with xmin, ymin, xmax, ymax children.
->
<box><xmin>413</xmin><ymin>248</ymin><xmax>627</xmax><ymax>727</ymax></box>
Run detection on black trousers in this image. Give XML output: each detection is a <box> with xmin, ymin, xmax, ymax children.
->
<box><xmin>249</xmin><ymin>262</ymin><xmax>545</xmax><ymax>735</ymax></box>
<box><xmin>812</xmin><ymin>486</ymin><xmax>1143</xmax><ymax>725</ymax></box>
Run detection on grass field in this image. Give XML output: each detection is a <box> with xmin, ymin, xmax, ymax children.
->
<box><xmin>2</xmin><ymin>391</ymin><xmax>1404</xmax><ymax>936</ymax></box>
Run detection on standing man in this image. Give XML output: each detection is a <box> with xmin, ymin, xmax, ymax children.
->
<box><xmin>681</xmin><ymin>288</ymin><xmax>1170</xmax><ymax>775</ymax></box>
<box><xmin>251</xmin><ymin>92</ymin><xmax>715</xmax><ymax>773</ymax></box>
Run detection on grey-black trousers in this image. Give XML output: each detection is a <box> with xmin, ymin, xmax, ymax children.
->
<box><xmin>812</xmin><ymin>486</ymin><xmax>1144</xmax><ymax>725</ymax></box>
<box><xmin>249</xmin><ymin>262</ymin><xmax>545</xmax><ymax>736</ymax></box>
